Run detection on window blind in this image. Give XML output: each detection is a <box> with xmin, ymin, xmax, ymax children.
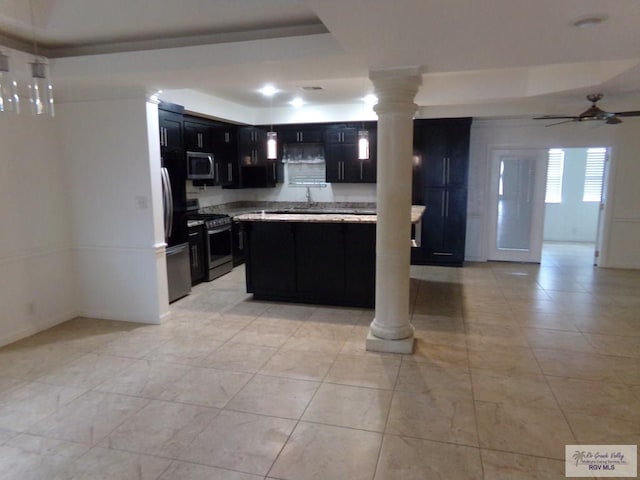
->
<box><xmin>545</xmin><ymin>149</ymin><xmax>564</xmax><ymax>203</ymax></box>
<box><xmin>583</xmin><ymin>147</ymin><xmax>606</xmax><ymax>202</ymax></box>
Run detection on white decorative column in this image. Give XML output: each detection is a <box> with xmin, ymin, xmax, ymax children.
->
<box><xmin>367</xmin><ymin>67</ymin><xmax>422</xmax><ymax>354</ymax></box>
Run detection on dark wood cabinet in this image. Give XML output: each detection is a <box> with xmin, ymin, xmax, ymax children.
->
<box><xmin>238</xmin><ymin>126</ymin><xmax>267</xmax><ymax>166</ymax></box>
<box><xmin>158</xmin><ymin>103</ymin><xmax>184</xmax><ymax>158</ymax></box>
<box><xmin>245</xmin><ymin>222</ymin><xmax>296</xmax><ymax>294</ymax></box>
<box><xmin>295</xmin><ymin>223</ymin><xmax>346</xmax><ymax>301</ymax></box>
<box><xmin>243</xmin><ymin>220</ymin><xmax>375</xmax><ymax>307</ymax></box>
<box><xmin>412</xmin><ymin>118</ymin><xmax>472</xmax><ymax>266</ymax></box>
<box><xmin>238</xmin><ymin>126</ymin><xmax>279</xmax><ymax>187</ymax></box>
<box><xmin>184</xmin><ymin>117</ymin><xmax>213</xmax><ymax>152</ymax></box>
<box><xmin>188</xmin><ymin>224</ymin><xmax>206</xmax><ymax>285</ymax></box>
<box><xmin>212</xmin><ymin>124</ymin><xmax>238</xmax><ymax>187</ymax></box>
<box><xmin>325</xmin><ymin>123</ymin><xmax>377</xmax><ymax>183</ymax></box>
<box><xmin>277</xmin><ymin>125</ymin><xmax>324</xmax><ymax>144</ymax></box>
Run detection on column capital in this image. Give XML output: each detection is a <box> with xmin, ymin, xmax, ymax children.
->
<box><xmin>370</xmin><ymin>67</ymin><xmax>423</xmax><ymax>115</ymax></box>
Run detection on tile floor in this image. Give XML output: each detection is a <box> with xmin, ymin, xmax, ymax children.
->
<box><xmin>1</xmin><ymin>243</ymin><xmax>639</xmax><ymax>479</ymax></box>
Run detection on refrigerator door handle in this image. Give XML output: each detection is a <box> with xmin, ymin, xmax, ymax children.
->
<box><xmin>161</xmin><ymin>167</ymin><xmax>174</xmax><ymax>240</ymax></box>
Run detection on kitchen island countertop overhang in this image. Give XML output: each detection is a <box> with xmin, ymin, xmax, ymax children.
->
<box><xmin>236</xmin><ymin>205</ymin><xmax>425</xmax><ymax>308</ymax></box>
<box><xmin>234</xmin><ymin>205</ymin><xmax>425</xmax><ymax>224</ymax></box>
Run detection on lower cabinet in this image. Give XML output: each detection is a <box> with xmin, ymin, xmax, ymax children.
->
<box><xmin>188</xmin><ymin>224</ymin><xmax>206</xmax><ymax>285</ymax></box>
<box><xmin>245</xmin><ymin>222</ymin><xmax>296</xmax><ymax>295</ymax></box>
<box><xmin>412</xmin><ymin>187</ymin><xmax>467</xmax><ymax>266</ymax></box>
<box><xmin>243</xmin><ymin>221</ymin><xmax>376</xmax><ymax>307</ymax></box>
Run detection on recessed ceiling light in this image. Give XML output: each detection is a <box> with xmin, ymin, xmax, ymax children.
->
<box><xmin>571</xmin><ymin>14</ymin><xmax>609</xmax><ymax>28</ymax></box>
<box><xmin>289</xmin><ymin>97</ymin><xmax>305</xmax><ymax>108</ymax></box>
<box><xmin>258</xmin><ymin>85</ymin><xmax>278</xmax><ymax>97</ymax></box>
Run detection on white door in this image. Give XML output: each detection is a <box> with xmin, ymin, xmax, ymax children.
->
<box><xmin>487</xmin><ymin>148</ymin><xmax>548</xmax><ymax>262</ymax></box>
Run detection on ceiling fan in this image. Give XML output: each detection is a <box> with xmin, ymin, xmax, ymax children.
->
<box><xmin>534</xmin><ymin>93</ymin><xmax>640</xmax><ymax>126</ymax></box>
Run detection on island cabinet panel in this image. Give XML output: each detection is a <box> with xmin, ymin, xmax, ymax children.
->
<box><xmin>344</xmin><ymin>223</ymin><xmax>376</xmax><ymax>304</ymax></box>
<box><xmin>245</xmin><ymin>222</ymin><xmax>296</xmax><ymax>294</ymax></box>
<box><xmin>295</xmin><ymin>223</ymin><xmax>346</xmax><ymax>301</ymax></box>
<box><xmin>242</xmin><ymin>221</ymin><xmax>376</xmax><ymax>307</ymax></box>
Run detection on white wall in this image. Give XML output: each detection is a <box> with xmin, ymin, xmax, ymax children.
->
<box><xmin>467</xmin><ymin>118</ymin><xmax>640</xmax><ymax>268</ymax></box>
<box><xmin>0</xmin><ymin>113</ymin><xmax>77</xmax><ymax>346</ymax></box>
<box><xmin>543</xmin><ymin>148</ymin><xmax>600</xmax><ymax>242</ymax></box>
<box><xmin>57</xmin><ymin>97</ymin><xmax>167</xmax><ymax>324</ymax></box>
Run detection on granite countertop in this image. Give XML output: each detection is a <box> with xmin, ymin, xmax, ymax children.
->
<box><xmin>235</xmin><ymin>205</ymin><xmax>425</xmax><ymax>224</ymax></box>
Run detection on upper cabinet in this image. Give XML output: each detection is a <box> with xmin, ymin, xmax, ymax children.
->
<box><xmin>238</xmin><ymin>126</ymin><xmax>278</xmax><ymax>187</ymax></box>
<box><xmin>277</xmin><ymin>124</ymin><xmax>324</xmax><ymax>144</ymax></box>
<box><xmin>413</xmin><ymin>119</ymin><xmax>470</xmax><ymax>188</ymax></box>
<box><xmin>212</xmin><ymin>124</ymin><xmax>238</xmax><ymax>187</ymax></box>
<box><xmin>183</xmin><ymin>116</ymin><xmax>214</xmax><ymax>152</ymax></box>
<box><xmin>324</xmin><ymin>123</ymin><xmax>377</xmax><ymax>183</ymax></box>
<box><xmin>238</xmin><ymin>127</ymin><xmax>268</xmax><ymax>166</ymax></box>
<box><xmin>158</xmin><ymin>103</ymin><xmax>184</xmax><ymax>159</ymax></box>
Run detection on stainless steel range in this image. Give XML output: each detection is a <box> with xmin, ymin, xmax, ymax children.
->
<box><xmin>187</xmin><ymin>200</ymin><xmax>233</xmax><ymax>282</ymax></box>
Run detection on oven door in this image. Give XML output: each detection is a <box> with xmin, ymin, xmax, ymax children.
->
<box><xmin>206</xmin><ymin>224</ymin><xmax>232</xmax><ymax>269</ymax></box>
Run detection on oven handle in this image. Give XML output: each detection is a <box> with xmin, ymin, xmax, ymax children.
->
<box><xmin>207</xmin><ymin>224</ymin><xmax>232</xmax><ymax>235</ymax></box>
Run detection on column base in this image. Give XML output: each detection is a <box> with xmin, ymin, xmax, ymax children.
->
<box><xmin>366</xmin><ymin>331</ymin><xmax>415</xmax><ymax>354</ymax></box>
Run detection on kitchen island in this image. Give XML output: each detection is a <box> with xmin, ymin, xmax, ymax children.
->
<box><xmin>236</xmin><ymin>206</ymin><xmax>425</xmax><ymax>308</ymax></box>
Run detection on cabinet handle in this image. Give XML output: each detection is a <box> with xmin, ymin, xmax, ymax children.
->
<box><xmin>441</xmin><ymin>191</ymin><xmax>446</xmax><ymax>217</ymax></box>
<box><xmin>445</xmin><ymin>191</ymin><xmax>449</xmax><ymax>217</ymax></box>
<box><xmin>228</xmin><ymin>163</ymin><xmax>233</xmax><ymax>181</ymax></box>
<box><xmin>446</xmin><ymin>157</ymin><xmax>451</xmax><ymax>184</ymax></box>
<box><xmin>442</xmin><ymin>158</ymin><xmax>447</xmax><ymax>185</ymax></box>
<box><xmin>225</xmin><ymin>132</ymin><xmax>230</xmax><ymax>143</ymax></box>
<box><xmin>197</xmin><ymin>133</ymin><xmax>202</xmax><ymax>148</ymax></box>
<box><xmin>215</xmin><ymin>163</ymin><xmax>219</xmax><ymax>180</ymax></box>
<box><xmin>273</xmin><ymin>163</ymin><xmax>276</xmax><ymax>180</ymax></box>
<box><xmin>360</xmin><ymin>161</ymin><xmax>363</xmax><ymax>180</ymax></box>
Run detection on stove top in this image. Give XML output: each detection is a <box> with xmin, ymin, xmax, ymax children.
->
<box><xmin>186</xmin><ymin>199</ymin><xmax>231</xmax><ymax>228</ymax></box>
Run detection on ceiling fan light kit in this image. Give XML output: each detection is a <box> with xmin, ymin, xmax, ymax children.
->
<box><xmin>534</xmin><ymin>94</ymin><xmax>640</xmax><ymax>126</ymax></box>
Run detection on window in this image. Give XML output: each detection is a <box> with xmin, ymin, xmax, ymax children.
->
<box><xmin>545</xmin><ymin>149</ymin><xmax>564</xmax><ymax>203</ymax></box>
<box><xmin>583</xmin><ymin>147</ymin><xmax>606</xmax><ymax>202</ymax></box>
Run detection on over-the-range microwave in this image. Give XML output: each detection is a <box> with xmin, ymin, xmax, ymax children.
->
<box><xmin>187</xmin><ymin>151</ymin><xmax>215</xmax><ymax>180</ymax></box>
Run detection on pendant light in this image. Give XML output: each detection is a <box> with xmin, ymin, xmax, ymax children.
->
<box><xmin>28</xmin><ymin>0</ymin><xmax>54</xmax><ymax>116</ymax></box>
<box><xmin>0</xmin><ymin>51</ymin><xmax>20</xmax><ymax>113</ymax></box>
<box><xmin>267</xmin><ymin>131</ymin><xmax>278</xmax><ymax>160</ymax></box>
<box><xmin>265</xmin><ymin>87</ymin><xmax>277</xmax><ymax>160</ymax></box>
<box><xmin>358</xmin><ymin>129</ymin><xmax>369</xmax><ymax>160</ymax></box>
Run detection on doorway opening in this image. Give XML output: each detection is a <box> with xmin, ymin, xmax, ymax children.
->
<box><xmin>487</xmin><ymin>146</ymin><xmax>609</xmax><ymax>265</ymax></box>
<box><xmin>542</xmin><ymin>147</ymin><xmax>608</xmax><ymax>267</ymax></box>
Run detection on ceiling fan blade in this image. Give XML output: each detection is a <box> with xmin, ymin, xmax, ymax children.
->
<box><xmin>533</xmin><ymin>115</ymin><xmax>577</xmax><ymax>120</ymax></box>
<box><xmin>612</xmin><ymin>110</ymin><xmax>640</xmax><ymax>117</ymax></box>
<box><xmin>606</xmin><ymin>116</ymin><xmax>622</xmax><ymax>125</ymax></box>
<box><xmin>545</xmin><ymin>119</ymin><xmax>577</xmax><ymax>127</ymax></box>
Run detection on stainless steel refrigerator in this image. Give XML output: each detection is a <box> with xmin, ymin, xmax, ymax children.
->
<box><xmin>161</xmin><ymin>164</ymin><xmax>191</xmax><ymax>302</ymax></box>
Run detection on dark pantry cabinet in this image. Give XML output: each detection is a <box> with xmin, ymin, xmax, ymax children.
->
<box><xmin>412</xmin><ymin>118</ymin><xmax>472</xmax><ymax>266</ymax></box>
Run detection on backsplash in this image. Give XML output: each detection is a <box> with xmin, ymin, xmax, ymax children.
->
<box><xmin>188</xmin><ymin>179</ymin><xmax>376</xmax><ymax>208</ymax></box>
